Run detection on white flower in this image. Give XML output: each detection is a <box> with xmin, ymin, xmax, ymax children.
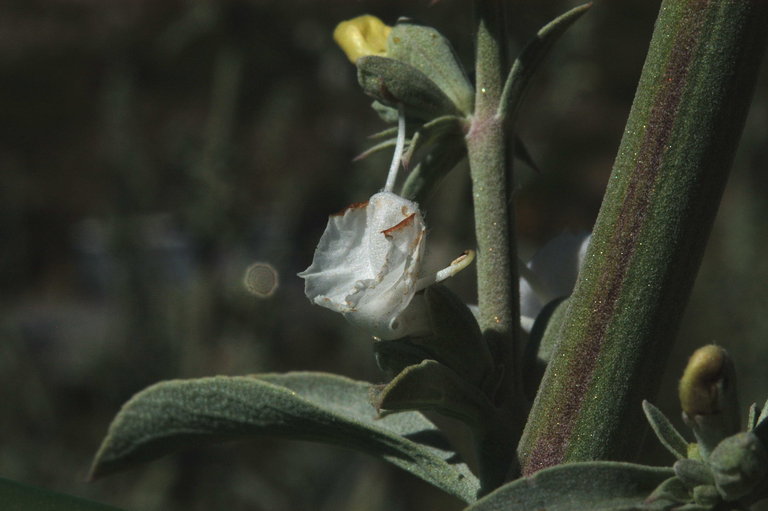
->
<box><xmin>518</xmin><ymin>232</ymin><xmax>591</xmax><ymax>331</ymax></box>
<box><xmin>299</xmin><ymin>104</ymin><xmax>473</xmax><ymax>340</ymax></box>
<box><xmin>299</xmin><ymin>191</ymin><xmax>426</xmax><ymax>339</ymax></box>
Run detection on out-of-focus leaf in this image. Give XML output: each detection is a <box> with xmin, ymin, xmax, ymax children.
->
<box><xmin>747</xmin><ymin>403</ymin><xmax>758</xmax><ymax>431</ymax></box>
<box><xmin>91</xmin><ymin>372</ymin><xmax>479</xmax><ymax>503</ymax></box>
<box><xmin>465</xmin><ymin>462</ymin><xmax>673</xmax><ymax>511</ymax></box>
<box><xmin>673</xmin><ymin>459</ymin><xmax>713</xmax><ymax>488</ymax></box>
<box><xmin>371</xmin><ymin>100</ymin><xmax>400</xmax><ymax>123</ymax></box>
<box><xmin>353</xmin><ymin>137</ymin><xmax>397</xmax><ymax>161</ymax></box>
<box><xmin>691</xmin><ymin>485</ymin><xmax>720</xmax><ymax>507</ymax></box>
<box><xmin>643</xmin><ymin>401</ymin><xmax>689</xmax><ymax>460</ymax></box>
<box><xmin>522</xmin><ymin>297</ymin><xmax>567</xmax><ymax>400</ymax></box>
<box><xmin>708</xmin><ymin>431</ymin><xmax>768</xmax><ymax>501</ymax></box>
<box><xmin>513</xmin><ymin>135</ymin><xmax>540</xmax><ymax>173</ymax></box>
<box><xmin>756</xmin><ymin>398</ymin><xmax>768</xmax><ymax>429</ymax></box>
<box><xmin>673</xmin><ymin>505</ymin><xmax>713</xmax><ymax>511</ymax></box>
<box><xmin>643</xmin><ymin>477</ymin><xmax>691</xmax><ymax>508</ymax></box>
<box><xmin>0</xmin><ymin>477</ymin><xmax>125</xmax><ymax>511</ymax></box>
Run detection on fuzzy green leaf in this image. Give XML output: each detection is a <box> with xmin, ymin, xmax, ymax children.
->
<box><xmin>747</xmin><ymin>403</ymin><xmax>758</xmax><ymax>432</ymax></box>
<box><xmin>465</xmin><ymin>462</ymin><xmax>673</xmax><ymax>511</ymax></box>
<box><xmin>373</xmin><ymin>360</ymin><xmax>496</xmax><ymax>429</ymax></box>
<box><xmin>400</xmin><ymin>133</ymin><xmax>466</xmax><ymax>203</ymax></box>
<box><xmin>354</xmin><ymin>137</ymin><xmax>397</xmax><ymax>161</ymax></box>
<box><xmin>400</xmin><ymin>115</ymin><xmax>463</xmax><ymax>169</ymax></box>
<box><xmin>691</xmin><ymin>485</ymin><xmax>720</xmax><ymax>508</ymax></box>
<box><xmin>0</xmin><ymin>477</ymin><xmax>124</xmax><ymax>511</ymax></box>
<box><xmin>643</xmin><ymin>476</ymin><xmax>699</xmax><ymax>510</ymax></box>
<box><xmin>388</xmin><ymin>20</ymin><xmax>474</xmax><ymax>115</ymax></box>
<box><xmin>673</xmin><ymin>459</ymin><xmax>714</xmax><ymax>488</ymax></box>
<box><xmin>643</xmin><ymin>401</ymin><xmax>689</xmax><ymax>460</ymax></box>
<box><xmin>420</xmin><ymin>284</ymin><xmax>493</xmax><ymax>387</ymax></box>
<box><xmin>708</xmin><ymin>432</ymin><xmax>768</xmax><ymax>502</ymax></box>
<box><xmin>498</xmin><ymin>2</ymin><xmax>592</xmax><ymax>125</ymax></box>
<box><xmin>357</xmin><ymin>56</ymin><xmax>461</xmax><ymax>121</ymax></box>
<box><xmin>672</xmin><ymin>505</ymin><xmax>712</xmax><ymax>511</ymax></box>
<box><xmin>91</xmin><ymin>372</ymin><xmax>479</xmax><ymax>503</ymax></box>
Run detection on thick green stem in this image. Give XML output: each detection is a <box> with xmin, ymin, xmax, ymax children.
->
<box><xmin>519</xmin><ymin>0</ymin><xmax>768</xmax><ymax>475</ymax></box>
<box><xmin>467</xmin><ymin>0</ymin><xmax>523</xmax><ymax>490</ymax></box>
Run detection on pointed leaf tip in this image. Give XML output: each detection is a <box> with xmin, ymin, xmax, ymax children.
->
<box><xmin>642</xmin><ymin>400</ymin><xmax>689</xmax><ymax>460</ymax></box>
<box><xmin>498</xmin><ymin>2</ymin><xmax>593</xmax><ymax>124</ymax></box>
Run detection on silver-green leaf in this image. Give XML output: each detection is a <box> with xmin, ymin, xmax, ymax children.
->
<box><xmin>643</xmin><ymin>400</ymin><xmax>690</xmax><ymax>460</ymax></box>
<box><xmin>388</xmin><ymin>20</ymin><xmax>474</xmax><ymax>115</ymax></box>
<box><xmin>357</xmin><ymin>56</ymin><xmax>462</xmax><ymax>121</ymax></box>
<box><xmin>465</xmin><ymin>462</ymin><xmax>673</xmax><ymax>511</ymax></box>
<box><xmin>498</xmin><ymin>3</ymin><xmax>592</xmax><ymax>125</ymax></box>
<box><xmin>90</xmin><ymin>372</ymin><xmax>479</xmax><ymax>503</ymax></box>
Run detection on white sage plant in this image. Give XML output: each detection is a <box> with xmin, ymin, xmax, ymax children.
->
<box><xmin>85</xmin><ymin>3</ymin><xmax>768</xmax><ymax>511</ymax></box>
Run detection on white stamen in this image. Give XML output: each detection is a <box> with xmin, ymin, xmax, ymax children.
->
<box><xmin>384</xmin><ymin>103</ymin><xmax>406</xmax><ymax>193</ymax></box>
<box><xmin>415</xmin><ymin>249</ymin><xmax>476</xmax><ymax>291</ymax></box>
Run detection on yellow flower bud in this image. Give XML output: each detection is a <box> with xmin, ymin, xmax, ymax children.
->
<box><xmin>333</xmin><ymin>15</ymin><xmax>392</xmax><ymax>63</ymax></box>
<box><xmin>679</xmin><ymin>345</ymin><xmax>741</xmax><ymax>459</ymax></box>
<box><xmin>679</xmin><ymin>345</ymin><xmax>731</xmax><ymax>416</ymax></box>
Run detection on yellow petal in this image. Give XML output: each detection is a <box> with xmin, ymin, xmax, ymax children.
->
<box><xmin>333</xmin><ymin>15</ymin><xmax>392</xmax><ymax>63</ymax></box>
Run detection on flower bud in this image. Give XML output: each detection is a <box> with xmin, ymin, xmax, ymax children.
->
<box><xmin>679</xmin><ymin>345</ymin><xmax>740</xmax><ymax>458</ymax></box>
<box><xmin>679</xmin><ymin>345</ymin><xmax>731</xmax><ymax>416</ymax></box>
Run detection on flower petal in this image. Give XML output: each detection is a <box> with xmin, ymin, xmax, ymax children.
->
<box><xmin>333</xmin><ymin>15</ymin><xmax>392</xmax><ymax>63</ymax></box>
<box><xmin>299</xmin><ymin>192</ymin><xmax>426</xmax><ymax>340</ymax></box>
<box><xmin>299</xmin><ymin>201</ymin><xmax>371</xmax><ymax>313</ymax></box>
<box><xmin>519</xmin><ymin>231</ymin><xmax>591</xmax><ymax>323</ymax></box>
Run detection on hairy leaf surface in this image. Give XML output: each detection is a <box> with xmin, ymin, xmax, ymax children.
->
<box><xmin>91</xmin><ymin>372</ymin><xmax>479</xmax><ymax>503</ymax></box>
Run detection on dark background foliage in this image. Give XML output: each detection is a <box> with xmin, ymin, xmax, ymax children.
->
<box><xmin>1</xmin><ymin>1</ymin><xmax>766</xmax><ymax>510</ymax></box>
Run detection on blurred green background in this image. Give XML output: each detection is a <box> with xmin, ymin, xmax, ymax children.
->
<box><xmin>1</xmin><ymin>1</ymin><xmax>766</xmax><ymax>510</ymax></box>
